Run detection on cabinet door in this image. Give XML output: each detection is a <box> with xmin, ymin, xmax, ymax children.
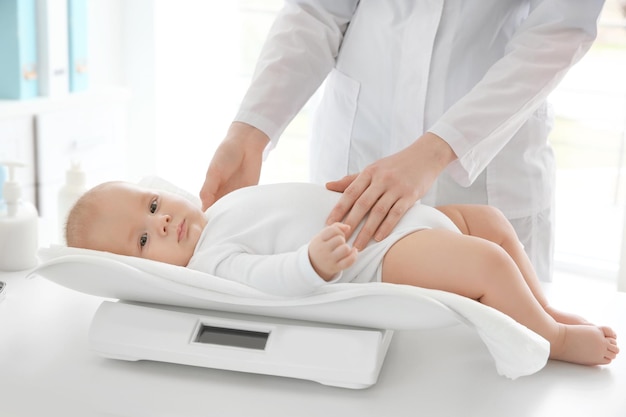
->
<box><xmin>0</xmin><ymin>116</ymin><xmax>37</xmax><ymax>205</ymax></box>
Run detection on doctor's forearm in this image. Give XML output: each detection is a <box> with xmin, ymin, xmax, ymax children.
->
<box><xmin>226</xmin><ymin>122</ymin><xmax>270</xmax><ymax>150</ymax></box>
<box><xmin>429</xmin><ymin>0</ymin><xmax>603</xmax><ymax>184</ymax></box>
<box><xmin>235</xmin><ymin>2</ymin><xmax>350</xmax><ymax>141</ymax></box>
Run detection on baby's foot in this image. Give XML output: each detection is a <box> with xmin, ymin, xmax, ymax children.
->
<box><xmin>550</xmin><ymin>324</ymin><xmax>619</xmax><ymax>365</ymax></box>
<box><xmin>602</xmin><ymin>325</ymin><xmax>618</xmax><ymax>339</ymax></box>
<box><xmin>544</xmin><ymin>305</ymin><xmax>592</xmax><ymax>325</ymax></box>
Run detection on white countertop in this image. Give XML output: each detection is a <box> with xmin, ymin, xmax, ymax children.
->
<box><xmin>1</xmin><ymin>268</ymin><xmax>625</xmax><ymax>417</ymax></box>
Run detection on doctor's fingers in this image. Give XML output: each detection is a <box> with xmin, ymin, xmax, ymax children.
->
<box><xmin>352</xmin><ymin>192</ymin><xmax>413</xmax><ymax>250</ymax></box>
<box><xmin>200</xmin><ymin>171</ymin><xmax>238</xmax><ymax>211</ymax></box>
<box><xmin>338</xmin><ymin>173</ymin><xmax>406</xmax><ymax>243</ymax></box>
<box><xmin>200</xmin><ymin>174</ymin><xmax>248</xmax><ymax>210</ymax></box>
<box><xmin>200</xmin><ymin>171</ymin><xmax>221</xmax><ymax>210</ymax></box>
<box><xmin>326</xmin><ymin>173</ymin><xmax>358</xmax><ymax>194</ymax></box>
<box><xmin>200</xmin><ymin>159</ymin><xmax>261</xmax><ymax>210</ymax></box>
<box><xmin>200</xmin><ymin>150</ymin><xmax>239</xmax><ymax>209</ymax></box>
<box><xmin>325</xmin><ymin>172</ymin><xmax>377</xmax><ymax>230</ymax></box>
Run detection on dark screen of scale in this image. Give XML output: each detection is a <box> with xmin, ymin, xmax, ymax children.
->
<box><xmin>195</xmin><ymin>325</ymin><xmax>269</xmax><ymax>350</ymax></box>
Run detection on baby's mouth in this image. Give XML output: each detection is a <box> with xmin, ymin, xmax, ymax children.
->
<box><xmin>177</xmin><ymin>219</ymin><xmax>186</xmax><ymax>242</ymax></box>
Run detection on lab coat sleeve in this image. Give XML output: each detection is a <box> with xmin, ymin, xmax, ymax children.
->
<box><xmin>234</xmin><ymin>0</ymin><xmax>358</xmax><ymax>149</ymax></box>
<box><xmin>207</xmin><ymin>243</ymin><xmax>339</xmax><ymax>297</ymax></box>
<box><xmin>429</xmin><ymin>0</ymin><xmax>605</xmax><ymax>186</ymax></box>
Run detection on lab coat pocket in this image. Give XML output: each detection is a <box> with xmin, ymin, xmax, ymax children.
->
<box><xmin>310</xmin><ymin>69</ymin><xmax>360</xmax><ymax>183</ymax></box>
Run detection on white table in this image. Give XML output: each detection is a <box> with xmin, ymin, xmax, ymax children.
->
<box><xmin>1</xmin><ymin>269</ymin><xmax>625</xmax><ymax>417</ymax></box>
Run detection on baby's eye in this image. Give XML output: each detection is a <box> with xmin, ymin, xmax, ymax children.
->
<box><xmin>139</xmin><ymin>233</ymin><xmax>148</xmax><ymax>248</ymax></box>
<box><xmin>150</xmin><ymin>199</ymin><xmax>158</xmax><ymax>213</ymax></box>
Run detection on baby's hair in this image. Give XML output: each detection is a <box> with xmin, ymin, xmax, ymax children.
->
<box><xmin>65</xmin><ymin>181</ymin><xmax>123</xmax><ymax>248</ymax></box>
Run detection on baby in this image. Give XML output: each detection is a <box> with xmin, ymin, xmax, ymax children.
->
<box><xmin>66</xmin><ymin>181</ymin><xmax>619</xmax><ymax>367</ymax></box>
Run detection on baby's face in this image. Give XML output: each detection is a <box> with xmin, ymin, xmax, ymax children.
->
<box><xmin>89</xmin><ymin>182</ymin><xmax>207</xmax><ymax>266</ymax></box>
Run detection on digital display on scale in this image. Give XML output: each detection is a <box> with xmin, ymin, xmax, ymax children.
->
<box><xmin>195</xmin><ymin>325</ymin><xmax>269</xmax><ymax>350</ymax></box>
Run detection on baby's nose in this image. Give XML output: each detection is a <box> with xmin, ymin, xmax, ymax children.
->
<box><xmin>155</xmin><ymin>214</ymin><xmax>171</xmax><ymax>235</ymax></box>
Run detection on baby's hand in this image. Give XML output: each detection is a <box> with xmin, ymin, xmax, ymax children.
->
<box><xmin>309</xmin><ymin>222</ymin><xmax>358</xmax><ymax>281</ymax></box>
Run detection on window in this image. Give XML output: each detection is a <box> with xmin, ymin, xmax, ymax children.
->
<box><xmin>550</xmin><ymin>2</ymin><xmax>626</xmax><ymax>281</ymax></box>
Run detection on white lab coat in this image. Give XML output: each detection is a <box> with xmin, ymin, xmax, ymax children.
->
<box><xmin>234</xmin><ymin>0</ymin><xmax>604</xmax><ymax>280</ymax></box>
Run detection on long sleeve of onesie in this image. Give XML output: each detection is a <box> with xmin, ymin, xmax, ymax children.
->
<box><xmin>191</xmin><ymin>242</ymin><xmax>332</xmax><ymax>297</ymax></box>
<box><xmin>187</xmin><ymin>183</ymin><xmax>461</xmax><ymax>297</ymax></box>
<box><xmin>187</xmin><ymin>184</ymin><xmax>342</xmax><ymax>297</ymax></box>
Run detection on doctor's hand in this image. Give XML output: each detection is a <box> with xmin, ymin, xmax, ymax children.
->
<box><xmin>309</xmin><ymin>223</ymin><xmax>358</xmax><ymax>281</ymax></box>
<box><xmin>200</xmin><ymin>122</ymin><xmax>269</xmax><ymax>211</ymax></box>
<box><xmin>325</xmin><ymin>132</ymin><xmax>456</xmax><ymax>250</ymax></box>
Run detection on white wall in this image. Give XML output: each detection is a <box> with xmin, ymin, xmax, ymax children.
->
<box><xmin>86</xmin><ymin>1</ymin><xmax>244</xmax><ymax>187</ymax></box>
<box><xmin>152</xmin><ymin>1</ymin><xmax>241</xmax><ymax>192</ymax></box>
<box><xmin>121</xmin><ymin>0</ymin><xmax>157</xmax><ymax>181</ymax></box>
<box><xmin>87</xmin><ymin>0</ymin><xmax>157</xmax><ymax>181</ymax></box>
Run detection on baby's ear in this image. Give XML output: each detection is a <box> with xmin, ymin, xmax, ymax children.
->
<box><xmin>138</xmin><ymin>176</ymin><xmax>202</xmax><ymax>207</ymax></box>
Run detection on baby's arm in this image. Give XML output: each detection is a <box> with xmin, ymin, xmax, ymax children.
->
<box><xmin>309</xmin><ymin>222</ymin><xmax>358</xmax><ymax>281</ymax></box>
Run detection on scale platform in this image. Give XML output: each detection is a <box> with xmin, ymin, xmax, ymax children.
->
<box><xmin>89</xmin><ymin>301</ymin><xmax>394</xmax><ymax>389</ymax></box>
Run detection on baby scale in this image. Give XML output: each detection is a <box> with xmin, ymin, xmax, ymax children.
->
<box><xmin>90</xmin><ymin>300</ymin><xmax>394</xmax><ymax>389</ymax></box>
<box><xmin>33</xmin><ymin>244</ymin><xmax>550</xmax><ymax>389</ymax></box>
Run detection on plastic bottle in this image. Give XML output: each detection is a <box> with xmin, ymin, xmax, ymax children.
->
<box><xmin>0</xmin><ymin>161</ymin><xmax>39</xmax><ymax>271</ymax></box>
<box><xmin>57</xmin><ymin>160</ymin><xmax>86</xmax><ymax>244</ymax></box>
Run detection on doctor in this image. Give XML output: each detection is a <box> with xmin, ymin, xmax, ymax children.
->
<box><xmin>200</xmin><ymin>0</ymin><xmax>605</xmax><ymax>282</ymax></box>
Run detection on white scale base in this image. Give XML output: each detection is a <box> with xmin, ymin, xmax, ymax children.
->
<box><xmin>89</xmin><ymin>301</ymin><xmax>394</xmax><ymax>389</ymax></box>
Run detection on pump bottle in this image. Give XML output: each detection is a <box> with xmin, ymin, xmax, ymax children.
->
<box><xmin>0</xmin><ymin>161</ymin><xmax>39</xmax><ymax>271</ymax></box>
<box><xmin>57</xmin><ymin>161</ymin><xmax>86</xmax><ymax>243</ymax></box>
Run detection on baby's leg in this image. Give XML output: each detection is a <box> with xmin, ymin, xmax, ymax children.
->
<box><xmin>381</xmin><ymin>228</ymin><xmax>619</xmax><ymax>365</ymax></box>
<box><xmin>435</xmin><ymin>204</ymin><xmax>588</xmax><ymax>325</ymax></box>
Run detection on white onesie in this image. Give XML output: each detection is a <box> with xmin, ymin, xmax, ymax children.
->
<box><xmin>187</xmin><ymin>183</ymin><xmax>460</xmax><ymax>296</ymax></box>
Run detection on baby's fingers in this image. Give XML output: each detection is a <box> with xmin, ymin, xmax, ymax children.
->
<box><xmin>334</xmin><ymin>222</ymin><xmax>351</xmax><ymax>236</ymax></box>
<box><xmin>334</xmin><ymin>246</ymin><xmax>358</xmax><ymax>270</ymax></box>
<box><xmin>319</xmin><ymin>222</ymin><xmax>351</xmax><ymax>241</ymax></box>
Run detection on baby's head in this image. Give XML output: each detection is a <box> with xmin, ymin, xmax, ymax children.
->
<box><xmin>66</xmin><ymin>181</ymin><xmax>207</xmax><ymax>266</ymax></box>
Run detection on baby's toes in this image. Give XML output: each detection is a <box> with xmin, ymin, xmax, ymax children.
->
<box><xmin>600</xmin><ymin>326</ymin><xmax>617</xmax><ymax>339</ymax></box>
